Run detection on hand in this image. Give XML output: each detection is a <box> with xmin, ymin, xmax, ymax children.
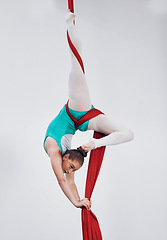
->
<box><xmin>75</xmin><ymin>198</ymin><xmax>91</xmax><ymax>210</ymax></box>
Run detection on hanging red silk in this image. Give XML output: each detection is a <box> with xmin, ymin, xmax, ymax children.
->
<box><xmin>68</xmin><ymin>0</ymin><xmax>74</xmax><ymax>13</ymax></box>
<box><xmin>66</xmin><ymin>101</ymin><xmax>106</xmax><ymax>240</ymax></box>
<box><xmin>67</xmin><ymin>1</ymin><xmax>106</xmax><ymax>239</ymax></box>
<box><xmin>82</xmin><ymin>133</ymin><xmax>106</xmax><ymax>240</ymax></box>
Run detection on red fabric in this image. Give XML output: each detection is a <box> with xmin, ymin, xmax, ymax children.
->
<box><xmin>68</xmin><ymin>0</ymin><xmax>74</xmax><ymax>13</ymax></box>
<box><xmin>66</xmin><ymin>101</ymin><xmax>106</xmax><ymax>240</ymax></box>
<box><xmin>67</xmin><ymin>1</ymin><xmax>106</xmax><ymax>239</ymax></box>
<box><xmin>67</xmin><ymin>31</ymin><xmax>85</xmax><ymax>74</ymax></box>
<box><xmin>66</xmin><ymin>100</ymin><xmax>104</xmax><ymax>130</ymax></box>
<box><xmin>82</xmin><ymin>132</ymin><xmax>106</xmax><ymax>240</ymax></box>
<box><xmin>66</xmin><ymin>100</ymin><xmax>78</xmax><ymax>125</ymax></box>
<box><xmin>67</xmin><ymin>0</ymin><xmax>85</xmax><ymax>73</ymax></box>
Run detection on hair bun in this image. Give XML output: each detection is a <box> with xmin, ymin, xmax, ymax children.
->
<box><xmin>77</xmin><ymin>146</ymin><xmax>87</xmax><ymax>157</ymax></box>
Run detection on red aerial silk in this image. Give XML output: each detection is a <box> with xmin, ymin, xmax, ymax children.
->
<box><xmin>66</xmin><ymin>101</ymin><xmax>106</xmax><ymax>240</ymax></box>
<box><xmin>68</xmin><ymin>0</ymin><xmax>74</xmax><ymax>13</ymax></box>
<box><xmin>81</xmin><ymin>133</ymin><xmax>106</xmax><ymax>240</ymax></box>
<box><xmin>67</xmin><ymin>1</ymin><xmax>106</xmax><ymax>239</ymax></box>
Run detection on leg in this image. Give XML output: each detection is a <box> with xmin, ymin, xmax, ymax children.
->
<box><xmin>66</xmin><ymin>12</ymin><xmax>91</xmax><ymax>111</ymax></box>
<box><xmin>82</xmin><ymin>115</ymin><xmax>134</xmax><ymax>151</ymax></box>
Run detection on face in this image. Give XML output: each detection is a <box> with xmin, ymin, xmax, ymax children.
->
<box><xmin>62</xmin><ymin>154</ymin><xmax>82</xmax><ymax>174</ymax></box>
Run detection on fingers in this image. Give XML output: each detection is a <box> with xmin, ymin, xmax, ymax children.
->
<box><xmin>82</xmin><ymin>198</ymin><xmax>92</xmax><ymax>211</ymax></box>
<box><xmin>83</xmin><ymin>203</ymin><xmax>90</xmax><ymax>210</ymax></box>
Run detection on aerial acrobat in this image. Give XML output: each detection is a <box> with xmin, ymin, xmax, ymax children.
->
<box><xmin>43</xmin><ymin>10</ymin><xmax>134</xmax><ymax>211</ymax></box>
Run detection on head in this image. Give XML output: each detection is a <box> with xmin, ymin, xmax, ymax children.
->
<box><xmin>62</xmin><ymin>147</ymin><xmax>87</xmax><ymax>174</ymax></box>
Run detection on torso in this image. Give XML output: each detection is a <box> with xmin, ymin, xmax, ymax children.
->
<box><xmin>43</xmin><ymin>103</ymin><xmax>93</xmax><ymax>156</ymax></box>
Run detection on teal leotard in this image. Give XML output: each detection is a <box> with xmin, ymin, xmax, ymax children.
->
<box><xmin>43</xmin><ymin>103</ymin><xmax>94</xmax><ymax>155</ymax></box>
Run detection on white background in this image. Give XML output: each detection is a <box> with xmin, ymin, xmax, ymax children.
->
<box><xmin>0</xmin><ymin>0</ymin><xmax>167</xmax><ymax>239</ymax></box>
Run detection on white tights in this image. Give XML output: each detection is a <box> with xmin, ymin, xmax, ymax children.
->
<box><xmin>67</xmin><ymin>12</ymin><xmax>134</xmax><ymax>150</ymax></box>
<box><xmin>67</xmin><ymin>13</ymin><xmax>91</xmax><ymax>111</ymax></box>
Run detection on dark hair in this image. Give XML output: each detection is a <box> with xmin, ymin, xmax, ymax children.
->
<box><xmin>64</xmin><ymin>147</ymin><xmax>87</xmax><ymax>166</ymax></box>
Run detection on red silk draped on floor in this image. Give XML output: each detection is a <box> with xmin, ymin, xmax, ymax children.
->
<box><xmin>67</xmin><ymin>1</ymin><xmax>106</xmax><ymax>239</ymax></box>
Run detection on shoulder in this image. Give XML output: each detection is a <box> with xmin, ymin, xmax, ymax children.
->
<box><xmin>45</xmin><ymin>137</ymin><xmax>61</xmax><ymax>157</ymax></box>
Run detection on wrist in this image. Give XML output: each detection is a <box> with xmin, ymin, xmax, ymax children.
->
<box><xmin>73</xmin><ymin>200</ymin><xmax>80</xmax><ymax>207</ymax></box>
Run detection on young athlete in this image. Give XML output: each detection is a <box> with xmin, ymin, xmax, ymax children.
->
<box><xmin>44</xmin><ymin>12</ymin><xmax>134</xmax><ymax>211</ymax></box>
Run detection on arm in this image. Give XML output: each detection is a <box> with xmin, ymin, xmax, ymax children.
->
<box><xmin>65</xmin><ymin>172</ymin><xmax>80</xmax><ymax>202</ymax></box>
<box><xmin>51</xmin><ymin>152</ymin><xmax>91</xmax><ymax>209</ymax></box>
<box><xmin>46</xmin><ymin>139</ymin><xmax>91</xmax><ymax>209</ymax></box>
<box><xmin>50</xmin><ymin>150</ymin><xmax>78</xmax><ymax>206</ymax></box>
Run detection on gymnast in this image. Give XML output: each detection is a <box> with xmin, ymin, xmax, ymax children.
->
<box><xmin>44</xmin><ymin>11</ymin><xmax>134</xmax><ymax>211</ymax></box>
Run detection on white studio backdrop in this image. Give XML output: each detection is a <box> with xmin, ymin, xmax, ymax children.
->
<box><xmin>0</xmin><ymin>0</ymin><xmax>167</xmax><ymax>240</ymax></box>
